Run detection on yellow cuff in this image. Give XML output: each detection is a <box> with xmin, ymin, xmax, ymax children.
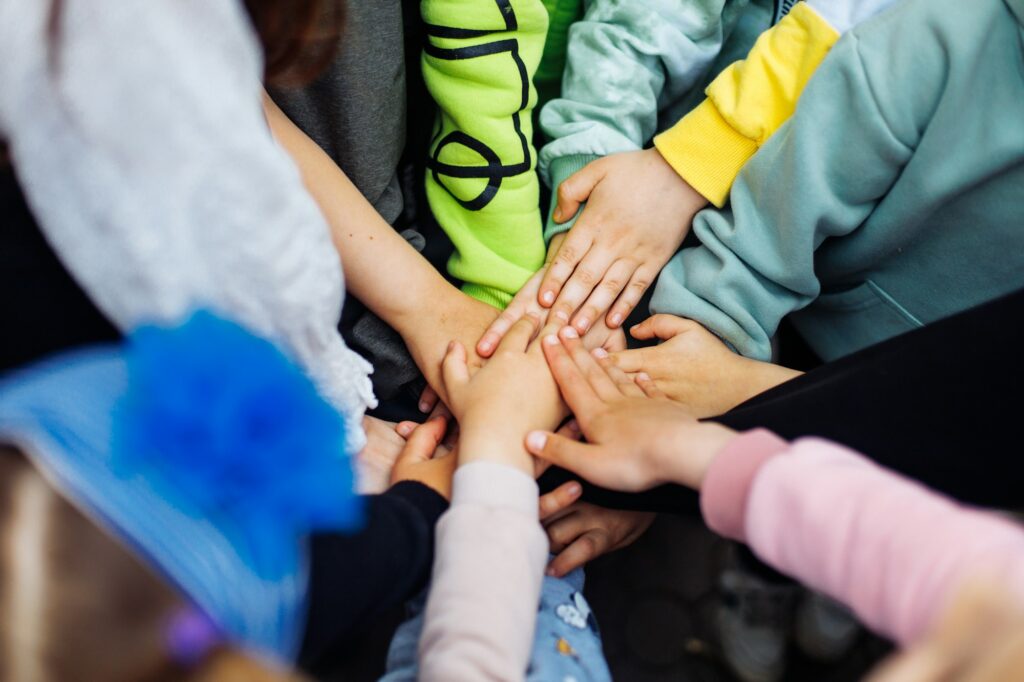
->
<box><xmin>654</xmin><ymin>100</ymin><xmax>759</xmax><ymax>208</ymax></box>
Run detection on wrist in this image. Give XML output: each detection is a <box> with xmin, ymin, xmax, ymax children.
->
<box><xmin>663</xmin><ymin>422</ymin><xmax>738</xmax><ymax>489</ymax></box>
<box><xmin>459</xmin><ymin>425</ymin><xmax>535</xmax><ymax>476</ymax></box>
<box><xmin>391</xmin><ymin>274</ymin><xmax>461</xmax><ymax>340</ymax></box>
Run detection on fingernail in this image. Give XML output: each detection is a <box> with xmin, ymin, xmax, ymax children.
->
<box><xmin>479</xmin><ymin>340</ymin><xmax>492</xmax><ymax>353</ymax></box>
<box><xmin>554</xmin><ymin>208</ymin><xmax>563</xmax><ymax>221</ymax></box>
<box><xmin>575</xmin><ymin>318</ymin><xmax>590</xmax><ymax>332</ymax></box>
<box><xmin>561</xmin><ymin>327</ymin><xmax>578</xmax><ymax>339</ymax></box>
<box><xmin>397</xmin><ymin>423</ymin><xmax>414</xmax><ymax>436</ymax></box>
<box><xmin>446</xmin><ymin>340</ymin><xmax>455</xmax><ymax>352</ymax></box>
<box><xmin>610</xmin><ymin>313</ymin><xmax>623</xmax><ymax>326</ymax></box>
<box><xmin>566</xmin><ymin>482</ymin><xmax>582</xmax><ymax>498</ymax></box>
<box><xmin>526</xmin><ymin>431</ymin><xmax>547</xmax><ymax>452</ymax></box>
<box><xmin>419</xmin><ymin>401</ymin><xmax>431</xmax><ymax>413</ymax></box>
<box><xmin>555</xmin><ymin>310</ymin><xmax>569</xmax><ymax>322</ymax></box>
<box><xmin>592</xmin><ymin>348</ymin><xmax>608</xmax><ymax>359</ymax></box>
<box><xmin>637</xmin><ymin>372</ymin><xmax>651</xmax><ymax>382</ymax></box>
<box><xmin>544</xmin><ymin>334</ymin><xmax>560</xmax><ymax>346</ymax></box>
<box><xmin>546</xmin><ymin>566</ymin><xmax>558</xmax><ymax>577</ymax></box>
<box><xmin>541</xmin><ymin>291</ymin><xmax>555</xmax><ymax>305</ymax></box>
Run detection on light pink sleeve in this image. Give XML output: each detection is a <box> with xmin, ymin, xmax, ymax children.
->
<box><xmin>418</xmin><ymin>462</ymin><xmax>548</xmax><ymax>681</ymax></box>
<box><xmin>701</xmin><ymin>430</ymin><xmax>1024</xmax><ymax>645</ymax></box>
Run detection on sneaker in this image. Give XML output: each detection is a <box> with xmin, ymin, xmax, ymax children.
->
<box><xmin>715</xmin><ymin>568</ymin><xmax>798</xmax><ymax>682</ymax></box>
<box><xmin>794</xmin><ymin>592</ymin><xmax>861</xmax><ymax>662</ymax></box>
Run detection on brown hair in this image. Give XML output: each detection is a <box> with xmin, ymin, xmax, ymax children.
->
<box><xmin>0</xmin><ymin>446</ymin><xmax>306</xmax><ymax>682</ymax></box>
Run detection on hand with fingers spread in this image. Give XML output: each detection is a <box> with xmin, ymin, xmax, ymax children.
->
<box><xmin>389</xmin><ymin>415</ymin><xmax>459</xmax><ymax>500</ymax></box>
<box><xmin>441</xmin><ymin>315</ymin><xmax>567</xmax><ymax>473</ymax></box>
<box><xmin>525</xmin><ymin>325</ymin><xmax>737</xmax><ymax>492</ymax></box>
<box><xmin>539</xmin><ymin>149</ymin><xmax>706</xmax><ymax>335</ymax></box>
<box><xmin>612</xmin><ymin>315</ymin><xmax>803</xmax><ymax>418</ymax></box>
<box><xmin>541</xmin><ymin>501</ymin><xmax>656</xmax><ymax>578</ymax></box>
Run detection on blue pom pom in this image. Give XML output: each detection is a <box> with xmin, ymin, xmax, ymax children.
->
<box><xmin>113</xmin><ymin>311</ymin><xmax>363</xmax><ymax>578</ymax></box>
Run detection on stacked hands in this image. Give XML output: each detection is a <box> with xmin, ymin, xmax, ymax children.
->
<box><xmin>375</xmin><ymin>148</ymin><xmax>801</xmax><ymax>576</ymax></box>
<box><xmin>373</xmin><ymin>315</ymin><xmax>797</xmax><ymax>576</ymax></box>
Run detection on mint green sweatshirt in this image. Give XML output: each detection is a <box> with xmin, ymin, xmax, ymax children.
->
<box><xmin>651</xmin><ymin>0</ymin><xmax>1024</xmax><ymax>362</ymax></box>
<box><xmin>537</xmin><ymin>0</ymin><xmax>768</xmax><ymax>241</ymax></box>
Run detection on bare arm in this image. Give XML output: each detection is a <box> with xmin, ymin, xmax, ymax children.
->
<box><xmin>262</xmin><ymin>94</ymin><xmax>499</xmax><ymax>400</ymax></box>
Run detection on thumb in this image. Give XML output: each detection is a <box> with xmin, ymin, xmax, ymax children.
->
<box><xmin>441</xmin><ymin>341</ymin><xmax>470</xmax><ymax>395</ymax></box>
<box><xmin>396</xmin><ymin>416</ymin><xmax>447</xmax><ymax>466</ymax></box>
<box><xmin>630</xmin><ymin>314</ymin><xmax>692</xmax><ymax>341</ymax></box>
<box><xmin>554</xmin><ymin>161</ymin><xmax>605</xmax><ymax>223</ymax></box>
<box><xmin>525</xmin><ymin>430</ymin><xmax>601</xmax><ymax>478</ymax></box>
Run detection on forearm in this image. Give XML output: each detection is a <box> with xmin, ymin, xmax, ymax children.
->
<box><xmin>263</xmin><ymin>94</ymin><xmax>454</xmax><ymax>336</ymax></box>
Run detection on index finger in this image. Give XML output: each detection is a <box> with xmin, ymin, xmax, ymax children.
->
<box><xmin>540</xmin><ymin>332</ymin><xmax>602</xmax><ymax>417</ymax></box>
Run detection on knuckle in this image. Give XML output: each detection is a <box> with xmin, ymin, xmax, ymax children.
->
<box><xmin>601</xmin><ymin>277</ymin><xmax>623</xmax><ymax>293</ymax></box>
<box><xmin>576</xmin><ymin>533</ymin><xmax>603</xmax><ymax>558</ymax></box>
<box><xmin>575</xmin><ymin>268</ymin><xmax>598</xmax><ymax>286</ymax></box>
<box><xmin>555</xmin><ymin>245</ymin><xmax>579</xmax><ymax>266</ymax></box>
<box><xmin>548</xmin><ymin>525</ymin><xmax>571</xmax><ymax>547</ymax></box>
<box><xmin>629</xmin><ymin>277</ymin><xmax>651</xmax><ymax>292</ymax></box>
<box><xmin>557</xmin><ymin>181</ymin><xmax>576</xmax><ymax>202</ymax></box>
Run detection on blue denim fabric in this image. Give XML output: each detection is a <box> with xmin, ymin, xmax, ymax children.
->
<box><xmin>381</xmin><ymin>567</ymin><xmax>612</xmax><ymax>681</ymax></box>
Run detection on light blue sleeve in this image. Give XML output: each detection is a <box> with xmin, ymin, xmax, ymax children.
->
<box><xmin>649</xmin><ymin>31</ymin><xmax>914</xmax><ymax>360</ymax></box>
<box><xmin>537</xmin><ymin>0</ymin><xmax>743</xmax><ymax>241</ymax></box>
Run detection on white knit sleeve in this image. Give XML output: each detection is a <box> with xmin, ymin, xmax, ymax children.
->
<box><xmin>0</xmin><ymin>0</ymin><xmax>375</xmax><ymax>448</ymax></box>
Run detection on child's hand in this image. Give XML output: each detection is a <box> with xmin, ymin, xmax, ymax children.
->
<box><xmin>403</xmin><ymin>291</ymin><xmax>500</xmax><ymax>410</ymax></box>
<box><xmin>442</xmin><ymin>315</ymin><xmax>566</xmax><ymax>473</ymax></box>
<box><xmin>525</xmin><ymin>326</ymin><xmax>736</xmax><ymax>492</ymax></box>
<box><xmin>476</xmin><ymin>258</ymin><xmax>628</xmax><ymax>360</ymax></box>
<box><xmin>611</xmin><ymin>315</ymin><xmax>803</xmax><ymax>418</ymax></box>
<box><xmin>541</xmin><ymin>500</ymin><xmax>656</xmax><ymax>578</ymax></box>
<box><xmin>539</xmin><ymin>149</ymin><xmax>707</xmax><ymax>334</ymax></box>
<box><xmin>389</xmin><ymin>416</ymin><xmax>458</xmax><ymax>500</ymax></box>
<box><xmin>355</xmin><ymin>416</ymin><xmax>409</xmax><ymax>494</ymax></box>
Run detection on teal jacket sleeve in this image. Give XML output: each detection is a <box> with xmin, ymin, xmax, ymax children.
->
<box><xmin>537</xmin><ymin>0</ymin><xmax>742</xmax><ymax>242</ymax></box>
<box><xmin>649</xmin><ymin>29</ymin><xmax>917</xmax><ymax>360</ymax></box>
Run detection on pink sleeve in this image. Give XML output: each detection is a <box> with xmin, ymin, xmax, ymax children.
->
<box><xmin>702</xmin><ymin>431</ymin><xmax>1024</xmax><ymax>645</ymax></box>
<box><xmin>418</xmin><ymin>462</ymin><xmax>548</xmax><ymax>681</ymax></box>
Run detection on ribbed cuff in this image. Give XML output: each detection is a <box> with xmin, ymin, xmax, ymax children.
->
<box><xmin>386</xmin><ymin>480</ymin><xmax>451</xmax><ymax>525</ymax></box>
<box><xmin>462</xmin><ymin>282</ymin><xmax>514</xmax><ymax>309</ymax></box>
<box><xmin>452</xmin><ymin>462</ymin><xmax>539</xmax><ymax>516</ymax></box>
<box><xmin>543</xmin><ymin>154</ymin><xmax>601</xmax><ymax>243</ymax></box>
<box><xmin>700</xmin><ymin>429</ymin><xmax>790</xmax><ymax>542</ymax></box>
<box><xmin>654</xmin><ymin>100</ymin><xmax>759</xmax><ymax>209</ymax></box>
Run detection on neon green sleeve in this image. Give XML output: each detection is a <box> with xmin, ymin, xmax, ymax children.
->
<box><xmin>421</xmin><ymin>0</ymin><xmax>550</xmax><ymax>308</ymax></box>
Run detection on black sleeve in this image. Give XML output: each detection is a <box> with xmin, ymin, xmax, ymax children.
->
<box><xmin>542</xmin><ymin>287</ymin><xmax>1024</xmax><ymax>514</ymax></box>
<box><xmin>298</xmin><ymin>481</ymin><xmax>448</xmax><ymax>666</ymax></box>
